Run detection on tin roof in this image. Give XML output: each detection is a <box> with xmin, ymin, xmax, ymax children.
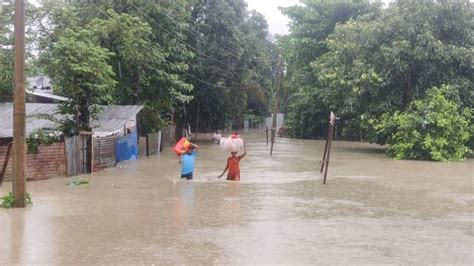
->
<box><xmin>0</xmin><ymin>103</ymin><xmax>143</xmax><ymax>138</ymax></box>
<box><xmin>26</xmin><ymin>90</ymin><xmax>69</xmax><ymax>102</ymax></box>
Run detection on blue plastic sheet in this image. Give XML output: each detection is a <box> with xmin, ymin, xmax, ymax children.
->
<box><xmin>115</xmin><ymin>129</ymin><xmax>138</xmax><ymax>163</ymax></box>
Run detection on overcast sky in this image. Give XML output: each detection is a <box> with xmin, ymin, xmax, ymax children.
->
<box><xmin>246</xmin><ymin>0</ymin><xmax>394</xmax><ymax>35</ymax></box>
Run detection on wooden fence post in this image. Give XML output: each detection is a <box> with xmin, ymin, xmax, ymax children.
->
<box><xmin>320</xmin><ymin>112</ymin><xmax>336</xmax><ymax>184</ymax></box>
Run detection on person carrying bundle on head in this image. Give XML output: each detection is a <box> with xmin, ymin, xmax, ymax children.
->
<box><xmin>218</xmin><ymin>141</ymin><xmax>246</xmax><ymax>181</ymax></box>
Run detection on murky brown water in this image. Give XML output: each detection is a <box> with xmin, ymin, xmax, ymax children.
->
<box><xmin>1</xmin><ymin>130</ymin><xmax>473</xmax><ymax>264</ymax></box>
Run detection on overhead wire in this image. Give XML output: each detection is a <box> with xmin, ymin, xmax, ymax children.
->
<box><xmin>159</xmin><ymin>3</ymin><xmax>277</xmax><ymax>67</ymax></box>
<box><xmin>87</xmin><ymin>1</ymin><xmax>240</xmax><ymax>91</ymax></box>
<box><xmin>126</xmin><ymin>0</ymin><xmax>279</xmax><ymax>71</ymax></box>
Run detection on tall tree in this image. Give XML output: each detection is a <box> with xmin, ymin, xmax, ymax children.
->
<box><xmin>280</xmin><ymin>0</ymin><xmax>382</xmax><ymax>138</ymax></box>
<box><xmin>185</xmin><ymin>0</ymin><xmax>249</xmax><ymax>131</ymax></box>
<box><xmin>35</xmin><ymin>0</ymin><xmax>194</xmax><ymax>133</ymax></box>
<box><xmin>313</xmin><ymin>0</ymin><xmax>473</xmax><ymax>140</ymax></box>
<box><xmin>240</xmin><ymin>10</ymin><xmax>276</xmax><ymax>126</ymax></box>
<box><xmin>45</xmin><ymin>27</ymin><xmax>116</xmax><ymax>133</ymax></box>
<box><xmin>0</xmin><ymin>2</ymin><xmax>39</xmax><ymax>102</ymax></box>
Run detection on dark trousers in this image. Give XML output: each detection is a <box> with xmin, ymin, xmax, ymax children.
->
<box><xmin>181</xmin><ymin>172</ymin><xmax>193</xmax><ymax>180</ymax></box>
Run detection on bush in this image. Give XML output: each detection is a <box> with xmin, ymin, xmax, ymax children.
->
<box><xmin>26</xmin><ymin>129</ymin><xmax>63</xmax><ymax>154</ymax></box>
<box><xmin>0</xmin><ymin>192</ymin><xmax>32</xmax><ymax>208</ymax></box>
<box><xmin>376</xmin><ymin>85</ymin><xmax>472</xmax><ymax>161</ymax></box>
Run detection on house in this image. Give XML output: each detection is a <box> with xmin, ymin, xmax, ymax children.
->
<box><xmin>27</xmin><ymin>76</ymin><xmax>52</xmax><ymax>92</ymax></box>
<box><xmin>0</xmin><ymin>103</ymin><xmax>143</xmax><ymax>181</ymax></box>
<box><xmin>26</xmin><ymin>75</ymin><xmax>68</xmax><ymax>103</ymax></box>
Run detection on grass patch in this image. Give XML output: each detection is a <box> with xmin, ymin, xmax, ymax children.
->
<box><xmin>0</xmin><ymin>192</ymin><xmax>32</xmax><ymax>208</ymax></box>
<box><xmin>66</xmin><ymin>178</ymin><xmax>90</xmax><ymax>187</ymax></box>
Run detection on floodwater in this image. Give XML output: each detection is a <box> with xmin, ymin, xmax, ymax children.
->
<box><xmin>1</xmin><ymin>130</ymin><xmax>473</xmax><ymax>264</ymax></box>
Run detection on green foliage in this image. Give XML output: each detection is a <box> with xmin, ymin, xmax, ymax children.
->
<box><xmin>26</xmin><ymin>129</ymin><xmax>63</xmax><ymax>154</ymax></box>
<box><xmin>1</xmin><ymin>2</ymin><xmax>44</xmax><ymax>101</ymax></box>
<box><xmin>44</xmin><ymin>26</ymin><xmax>116</xmax><ymax>132</ymax></box>
<box><xmin>36</xmin><ymin>1</ymin><xmax>194</xmax><ymax>134</ymax></box>
<box><xmin>375</xmin><ymin>86</ymin><xmax>472</xmax><ymax>161</ymax></box>
<box><xmin>280</xmin><ymin>0</ymin><xmax>380</xmax><ymax>138</ymax></box>
<box><xmin>282</xmin><ymin>0</ymin><xmax>474</xmax><ymax>155</ymax></box>
<box><xmin>184</xmin><ymin>0</ymin><xmax>275</xmax><ymax>131</ymax></box>
<box><xmin>0</xmin><ymin>192</ymin><xmax>32</xmax><ymax>209</ymax></box>
<box><xmin>0</xmin><ymin>51</ymin><xmax>13</xmax><ymax>102</ymax></box>
<box><xmin>0</xmin><ymin>2</ymin><xmax>15</xmax><ymax>102</ymax></box>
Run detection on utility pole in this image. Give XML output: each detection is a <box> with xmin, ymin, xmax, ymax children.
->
<box><xmin>13</xmin><ymin>0</ymin><xmax>27</xmax><ymax>207</ymax></box>
<box><xmin>270</xmin><ymin>58</ymin><xmax>282</xmax><ymax>156</ymax></box>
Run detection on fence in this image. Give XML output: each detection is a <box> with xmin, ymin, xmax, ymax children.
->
<box><xmin>146</xmin><ymin>131</ymin><xmax>162</xmax><ymax>156</ymax></box>
<box><xmin>93</xmin><ymin>136</ymin><xmax>116</xmax><ymax>172</ymax></box>
<box><xmin>65</xmin><ymin>135</ymin><xmax>91</xmax><ymax>177</ymax></box>
<box><xmin>160</xmin><ymin>125</ymin><xmax>176</xmax><ymax>148</ymax></box>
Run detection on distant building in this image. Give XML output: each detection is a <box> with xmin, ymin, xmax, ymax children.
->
<box><xmin>27</xmin><ymin>76</ymin><xmax>52</xmax><ymax>92</ymax></box>
<box><xmin>26</xmin><ymin>75</ymin><xmax>68</xmax><ymax>103</ymax></box>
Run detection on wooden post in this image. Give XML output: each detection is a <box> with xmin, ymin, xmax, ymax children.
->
<box><xmin>270</xmin><ymin>58</ymin><xmax>282</xmax><ymax>156</ymax></box>
<box><xmin>145</xmin><ymin>134</ymin><xmax>149</xmax><ymax>156</ymax></box>
<box><xmin>0</xmin><ymin>142</ymin><xmax>13</xmax><ymax>186</ymax></box>
<box><xmin>12</xmin><ymin>0</ymin><xmax>27</xmax><ymax>207</ymax></box>
<box><xmin>320</xmin><ymin>135</ymin><xmax>329</xmax><ymax>173</ymax></box>
<box><xmin>157</xmin><ymin>130</ymin><xmax>162</xmax><ymax>155</ymax></box>
<box><xmin>265</xmin><ymin>126</ymin><xmax>269</xmax><ymax>146</ymax></box>
<box><xmin>320</xmin><ymin>112</ymin><xmax>336</xmax><ymax>184</ymax></box>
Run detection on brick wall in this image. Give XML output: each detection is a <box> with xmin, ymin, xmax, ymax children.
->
<box><xmin>0</xmin><ymin>142</ymin><xmax>67</xmax><ymax>181</ymax></box>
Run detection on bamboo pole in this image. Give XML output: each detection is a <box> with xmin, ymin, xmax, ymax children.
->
<box><xmin>265</xmin><ymin>126</ymin><xmax>269</xmax><ymax>146</ymax></box>
<box><xmin>270</xmin><ymin>58</ymin><xmax>282</xmax><ymax>156</ymax></box>
<box><xmin>12</xmin><ymin>0</ymin><xmax>27</xmax><ymax>207</ymax></box>
<box><xmin>321</xmin><ymin>112</ymin><xmax>336</xmax><ymax>185</ymax></box>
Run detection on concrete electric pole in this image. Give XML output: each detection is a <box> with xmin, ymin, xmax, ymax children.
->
<box><xmin>13</xmin><ymin>0</ymin><xmax>27</xmax><ymax>207</ymax></box>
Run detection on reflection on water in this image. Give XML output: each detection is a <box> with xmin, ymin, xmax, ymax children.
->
<box><xmin>0</xmin><ymin>129</ymin><xmax>473</xmax><ymax>264</ymax></box>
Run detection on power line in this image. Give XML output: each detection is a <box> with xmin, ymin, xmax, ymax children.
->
<box><xmin>126</xmin><ymin>0</ymin><xmax>278</xmax><ymax>71</ymax></box>
<box><xmin>160</xmin><ymin>5</ymin><xmax>275</xmax><ymax>67</ymax></box>
<box><xmin>88</xmin><ymin>1</ymin><xmax>239</xmax><ymax>91</ymax></box>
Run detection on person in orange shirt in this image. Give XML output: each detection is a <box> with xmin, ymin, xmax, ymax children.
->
<box><xmin>218</xmin><ymin>142</ymin><xmax>246</xmax><ymax>181</ymax></box>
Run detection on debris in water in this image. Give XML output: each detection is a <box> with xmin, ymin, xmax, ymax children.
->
<box><xmin>66</xmin><ymin>178</ymin><xmax>89</xmax><ymax>187</ymax></box>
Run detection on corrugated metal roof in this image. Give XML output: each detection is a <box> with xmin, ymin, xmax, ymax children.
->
<box><xmin>26</xmin><ymin>90</ymin><xmax>69</xmax><ymax>102</ymax></box>
<box><xmin>0</xmin><ymin>103</ymin><xmax>143</xmax><ymax>138</ymax></box>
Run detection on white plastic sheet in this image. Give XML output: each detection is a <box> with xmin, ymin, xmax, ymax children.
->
<box><xmin>220</xmin><ymin>137</ymin><xmax>244</xmax><ymax>152</ymax></box>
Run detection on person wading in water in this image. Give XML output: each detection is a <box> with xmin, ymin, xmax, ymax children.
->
<box><xmin>218</xmin><ymin>142</ymin><xmax>246</xmax><ymax>181</ymax></box>
<box><xmin>180</xmin><ymin>143</ymin><xmax>199</xmax><ymax>180</ymax></box>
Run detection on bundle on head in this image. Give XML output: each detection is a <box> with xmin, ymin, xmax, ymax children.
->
<box><xmin>221</xmin><ymin>136</ymin><xmax>244</xmax><ymax>153</ymax></box>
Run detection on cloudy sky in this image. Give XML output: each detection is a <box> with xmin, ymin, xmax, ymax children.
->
<box><xmin>246</xmin><ymin>0</ymin><xmax>394</xmax><ymax>35</ymax></box>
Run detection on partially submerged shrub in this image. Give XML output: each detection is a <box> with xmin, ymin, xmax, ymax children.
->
<box><xmin>373</xmin><ymin>86</ymin><xmax>472</xmax><ymax>161</ymax></box>
<box><xmin>0</xmin><ymin>192</ymin><xmax>32</xmax><ymax>208</ymax></box>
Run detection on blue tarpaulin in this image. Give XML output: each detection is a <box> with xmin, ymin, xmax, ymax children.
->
<box><xmin>115</xmin><ymin>129</ymin><xmax>138</xmax><ymax>163</ymax></box>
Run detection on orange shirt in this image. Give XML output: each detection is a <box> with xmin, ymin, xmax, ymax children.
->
<box><xmin>228</xmin><ymin>156</ymin><xmax>241</xmax><ymax>173</ymax></box>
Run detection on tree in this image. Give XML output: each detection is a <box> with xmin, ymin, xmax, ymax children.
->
<box><xmin>183</xmin><ymin>0</ymin><xmax>276</xmax><ymax>132</ymax></box>
<box><xmin>0</xmin><ymin>2</ymin><xmax>39</xmax><ymax>101</ymax></box>
<box><xmin>313</xmin><ymin>0</ymin><xmax>473</xmax><ymax>141</ymax></box>
<box><xmin>76</xmin><ymin>1</ymin><xmax>194</xmax><ymax>133</ymax></box>
<box><xmin>184</xmin><ymin>0</ymin><xmax>248</xmax><ymax>131</ymax></box>
<box><xmin>373</xmin><ymin>86</ymin><xmax>472</xmax><ymax>161</ymax></box>
<box><xmin>280</xmin><ymin>0</ymin><xmax>382</xmax><ymax>138</ymax></box>
<box><xmin>240</xmin><ymin>10</ymin><xmax>276</xmax><ymax>126</ymax></box>
<box><xmin>45</xmin><ymin>28</ymin><xmax>116</xmax><ymax>133</ymax></box>
<box><xmin>35</xmin><ymin>1</ymin><xmax>194</xmax><ymax>133</ymax></box>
